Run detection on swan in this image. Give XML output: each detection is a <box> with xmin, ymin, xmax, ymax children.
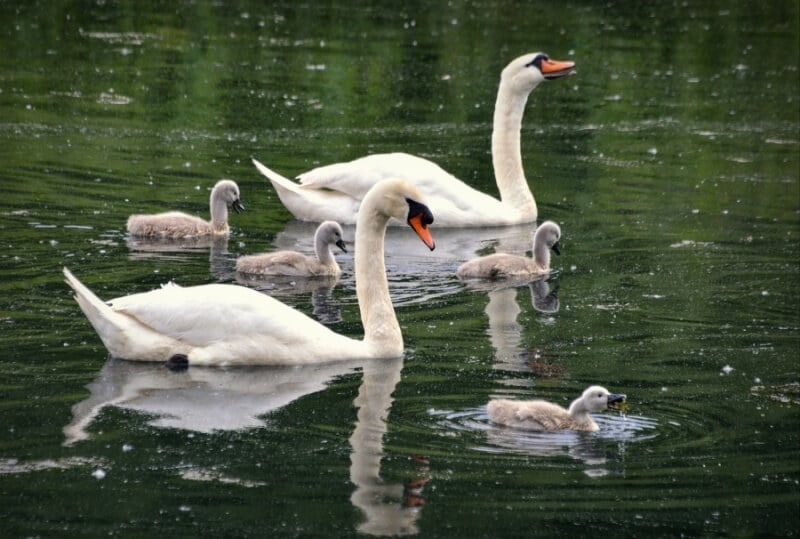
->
<box><xmin>126</xmin><ymin>179</ymin><xmax>244</xmax><ymax>238</ymax></box>
<box><xmin>235</xmin><ymin>220</ymin><xmax>347</xmax><ymax>277</ymax></box>
<box><xmin>487</xmin><ymin>386</ymin><xmax>627</xmax><ymax>431</ymax></box>
<box><xmin>456</xmin><ymin>220</ymin><xmax>561</xmax><ymax>279</ymax></box>
<box><xmin>252</xmin><ymin>51</ymin><xmax>575</xmax><ymax>227</ymax></box>
<box><xmin>63</xmin><ymin>177</ymin><xmax>435</xmax><ymax>366</ymax></box>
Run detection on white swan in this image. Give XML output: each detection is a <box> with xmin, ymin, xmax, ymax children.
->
<box><xmin>64</xmin><ymin>177</ymin><xmax>435</xmax><ymax>366</ymax></box>
<box><xmin>126</xmin><ymin>179</ymin><xmax>244</xmax><ymax>238</ymax></box>
<box><xmin>456</xmin><ymin>220</ymin><xmax>561</xmax><ymax>279</ymax></box>
<box><xmin>235</xmin><ymin>220</ymin><xmax>347</xmax><ymax>277</ymax></box>
<box><xmin>487</xmin><ymin>386</ymin><xmax>627</xmax><ymax>431</ymax></box>
<box><xmin>252</xmin><ymin>52</ymin><xmax>575</xmax><ymax>227</ymax></box>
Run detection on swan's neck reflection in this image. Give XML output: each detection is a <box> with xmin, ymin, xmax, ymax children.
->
<box><xmin>64</xmin><ymin>357</ymin><xmax>423</xmax><ymax>535</ymax></box>
<box><xmin>349</xmin><ymin>357</ymin><xmax>423</xmax><ymax>536</ymax></box>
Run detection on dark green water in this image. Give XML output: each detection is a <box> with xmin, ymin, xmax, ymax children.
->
<box><xmin>1</xmin><ymin>0</ymin><xmax>798</xmax><ymax>536</ymax></box>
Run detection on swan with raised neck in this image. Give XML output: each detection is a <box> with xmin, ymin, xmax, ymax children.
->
<box><xmin>252</xmin><ymin>52</ymin><xmax>575</xmax><ymax>227</ymax></box>
<box><xmin>64</xmin><ymin>178</ymin><xmax>434</xmax><ymax>366</ymax></box>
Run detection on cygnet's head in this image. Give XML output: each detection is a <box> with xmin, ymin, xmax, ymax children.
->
<box><xmin>316</xmin><ymin>220</ymin><xmax>347</xmax><ymax>253</ymax></box>
<box><xmin>577</xmin><ymin>385</ymin><xmax>627</xmax><ymax>413</ymax></box>
<box><xmin>534</xmin><ymin>220</ymin><xmax>562</xmax><ymax>255</ymax></box>
<box><xmin>213</xmin><ymin>179</ymin><xmax>245</xmax><ymax>213</ymax></box>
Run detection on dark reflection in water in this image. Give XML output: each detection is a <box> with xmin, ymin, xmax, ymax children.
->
<box><xmin>64</xmin><ymin>357</ymin><xmax>425</xmax><ymax>535</ymax></box>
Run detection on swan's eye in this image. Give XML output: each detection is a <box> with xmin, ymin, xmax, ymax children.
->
<box><xmin>525</xmin><ymin>54</ymin><xmax>549</xmax><ymax>69</ymax></box>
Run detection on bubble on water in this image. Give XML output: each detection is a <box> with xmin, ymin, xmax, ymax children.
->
<box><xmin>91</xmin><ymin>468</ymin><xmax>106</xmax><ymax>480</ymax></box>
<box><xmin>721</xmin><ymin>365</ymin><xmax>734</xmax><ymax>375</ymax></box>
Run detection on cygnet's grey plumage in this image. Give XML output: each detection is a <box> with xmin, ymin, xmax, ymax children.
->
<box><xmin>126</xmin><ymin>179</ymin><xmax>244</xmax><ymax>238</ymax></box>
<box><xmin>456</xmin><ymin>221</ymin><xmax>561</xmax><ymax>279</ymax></box>
<box><xmin>236</xmin><ymin>221</ymin><xmax>347</xmax><ymax>277</ymax></box>
<box><xmin>487</xmin><ymin>385</ymin><xmax>626</xmax><ymax>431</ymax></box>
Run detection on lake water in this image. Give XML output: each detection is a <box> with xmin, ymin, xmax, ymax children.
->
<box><xmin>1</xmin><ymin>0</ymin><xmax>798</xmax><ymax>536</ymax></box>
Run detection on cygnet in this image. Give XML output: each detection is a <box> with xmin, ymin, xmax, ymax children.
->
<box><xmin>127</xmin><ymin>179</ymin><xmax>244</xmax><ymax>238</ymax></box>
<box><xmin>236</xmin><ymin>221</ymin><xmax>347</xmax><ymax>277</ymax></box>
<box><xmin>487</xmin><ymin>385</ymin><xmax>626</xmax><ymax>431</ymax></box>
<box><xmin>456</xmin><ymin>221</ymin><xmax>560</xmax><ymax>279</ymax></box>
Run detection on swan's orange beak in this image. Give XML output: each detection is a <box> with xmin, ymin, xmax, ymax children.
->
<box><xmin>408</xmin><ymin>213</ymin><xmax>435</xmax><ymax>251</ymax></box>
<box><xmin>406</xmin><ymin>199</ymin><xmax>435</xmax><ymax>251</ymax></box>
<box><xmin>541</xmin><ymin>58</ymin><xmax>576</xmax><ymax>80</ymax></box>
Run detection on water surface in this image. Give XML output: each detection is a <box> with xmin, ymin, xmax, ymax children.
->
<box><xmin>1</xmin><ymin>0</ymin><xmax>798</xmax><ymax>536</ymax></box>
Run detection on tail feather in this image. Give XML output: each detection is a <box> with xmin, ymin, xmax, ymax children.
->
<box><xmin>252</xmin><ymin>157</ymin><xmax>303</xmax><ymax>195</ymax></box>
<box><xmin>251</xmin><ymin>157</ymin><xmax>360</xmax><ymax>224</ymax></box>
<box><xmin>63</xmin><ymin>267</ymin><xmax>125</xmax><ymax>353</ymax></box>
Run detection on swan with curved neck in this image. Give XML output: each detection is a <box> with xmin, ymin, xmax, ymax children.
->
<box><xmin>252</xmin><ymin>52</ymin><xmax>575</xmax><ymax>227</ymax></box>
<box><xmin>456</xmin><ymin>220</ymin><xmax>561</xmax><ymax>279</ymax></box>
<box><xmin>64</xmin><ymin>178</ymin><xmax>435</xmax><ymax>366</ymax></box>
<box><xmin>235</xmin><ymin>220</ymin><xmax>347</xmax><ymax>276</ymax></box>
<box><xmin>487</xmin><ymin>386</ymin><xmax>627</xmax><ymax>431</ymax></box>
<box><xmin>126</xmin><ymin>179</ymin><xmax>245</xmax><ymax>238</ymax></box>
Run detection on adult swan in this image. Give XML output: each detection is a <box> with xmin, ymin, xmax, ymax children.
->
<box><xmin>63</xmin><ymin>178</ymin><xmax>435</xmax><ymax>366</ymax></box>
<box><xmin>253</xmin><ymin>52</ymin><xmax>575</xmax><ymax>227</ymax></box>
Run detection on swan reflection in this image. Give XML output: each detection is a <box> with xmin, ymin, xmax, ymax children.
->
<box><xmin>64</xmin><ymin>357</ymin><xmax>425</xmax><ymax>535</ymax></box>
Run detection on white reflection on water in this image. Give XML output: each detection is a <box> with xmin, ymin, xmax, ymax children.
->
<box><xmin>64</xmin><ymin>356</ymin><xmax>423</xmax><ymax>536</ymax></box>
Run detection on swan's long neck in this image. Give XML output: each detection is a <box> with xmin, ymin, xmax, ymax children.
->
<box><xmin>209</xmin><ymin>192</ymin><xmax>230</xmax><ymax>233</ymax></box>
<box><xmin>491</xmin><ymin>81</ymin><xmax>537</xmax><ymax>217</ymax></box>
<box><xmin>355</xmin><ymin>207</ymin><xmax>402</xmax><ymax>356</ymax></box>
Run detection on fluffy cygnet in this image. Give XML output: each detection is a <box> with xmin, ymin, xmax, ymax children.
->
<box><xmin>456</xmin><ymin>221</ymin><xmax>561</xmax><ymax>280</ymax></box>
<box><xmin>127</xmin><ymin>179</ymin><xmax>244</xmax><ymax>238</ymax></box>
<box><xmin>487</xmin><ymin>385</ymin><xmax>627</xmax><ymax>431</ymax></box>
<box><xmin>236</xmin><ymin>221</ymin><xmax>347</xmax><ymax>277</ymax></box>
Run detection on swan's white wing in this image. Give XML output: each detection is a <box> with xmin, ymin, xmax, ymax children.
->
<box><xmin>297</xmin><ymin>152</ymin><xmax>455</xmax><ymax>199</ymax></box>
<box><xmin>109</xmin><ymin>283</ymin><xmax>340</xmax><ymax>349</ymax></box>
<box><xmin>298</xmin><ymin>152</ymin><xmax>513</xmax><ymax>226</ymax></box>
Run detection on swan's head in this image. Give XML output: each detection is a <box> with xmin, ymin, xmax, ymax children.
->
<box><xmin>575</xmin><ymin>385</ymin><xmax>627</xmax><ymax>413</ymax></box>
<box><xmin>213</xmin><ymin>179</ymin><xmax>245</xmax><ymax>213</ymax></box>
<box><xmin>535</xmin><ymin>220</ymin><xmax>562</xmax><ymax>256</ymax></box>
<box><xmin>317</xmin><ymin>220</ymin><xmax>347</xmax><ymax>253</ymax></box>
<box><xmin>365</xmin><ymin>178</ymin><xmax>435</xmax><ymax>251</ymax></box>
<box><xmin>502</xmin><ymin>52</ymin><xmax>576</xmax><ymax>93</ymax></box>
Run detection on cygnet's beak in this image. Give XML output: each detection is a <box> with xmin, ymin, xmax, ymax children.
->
<box><xmin>607</xmin><ymin>393</ymin><xmax>627</xmax><ymax>408</ymax></box>
<box><xmin>232</xmin><ymin>199</ymin><xmax>245</xmax><ymax>214</ymax></box>
<box><xmin>335</xmin><ymin>239</ymin><xmax>347</xmax><ymax>253</ymax></box>
<box><xmin>551</xmin><ymin>241</ymin><xmax>561</xmax><ymax>256</ymax></box>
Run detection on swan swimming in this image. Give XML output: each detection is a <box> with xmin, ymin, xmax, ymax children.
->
<box><xmin>487</xmin><ymin>386</ymin><xmax>627</xmax><ymax>431</ymax></box>
<box><xmin>252</xmin><ymin>52</ymin><xmax>575</xmax><ymax>227</ymax></box>
<box><xmin>235</xmin><ymin>220</ymin><xmax>347</xmax><ymax>277</ymax></box>
<box><xmin>126</xmin><ymin>179</ymin><xmax>244</xmax><ymax>238</ymax></box>
<box><xmin>64</xmin><ymin>177</ymin><xmax>435</xmax><ymax>366</ymax></box>
<box><xmin>456</xmin><ymin>221</ymin><xmax>561</xmax><ymax>279</ymax></box>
